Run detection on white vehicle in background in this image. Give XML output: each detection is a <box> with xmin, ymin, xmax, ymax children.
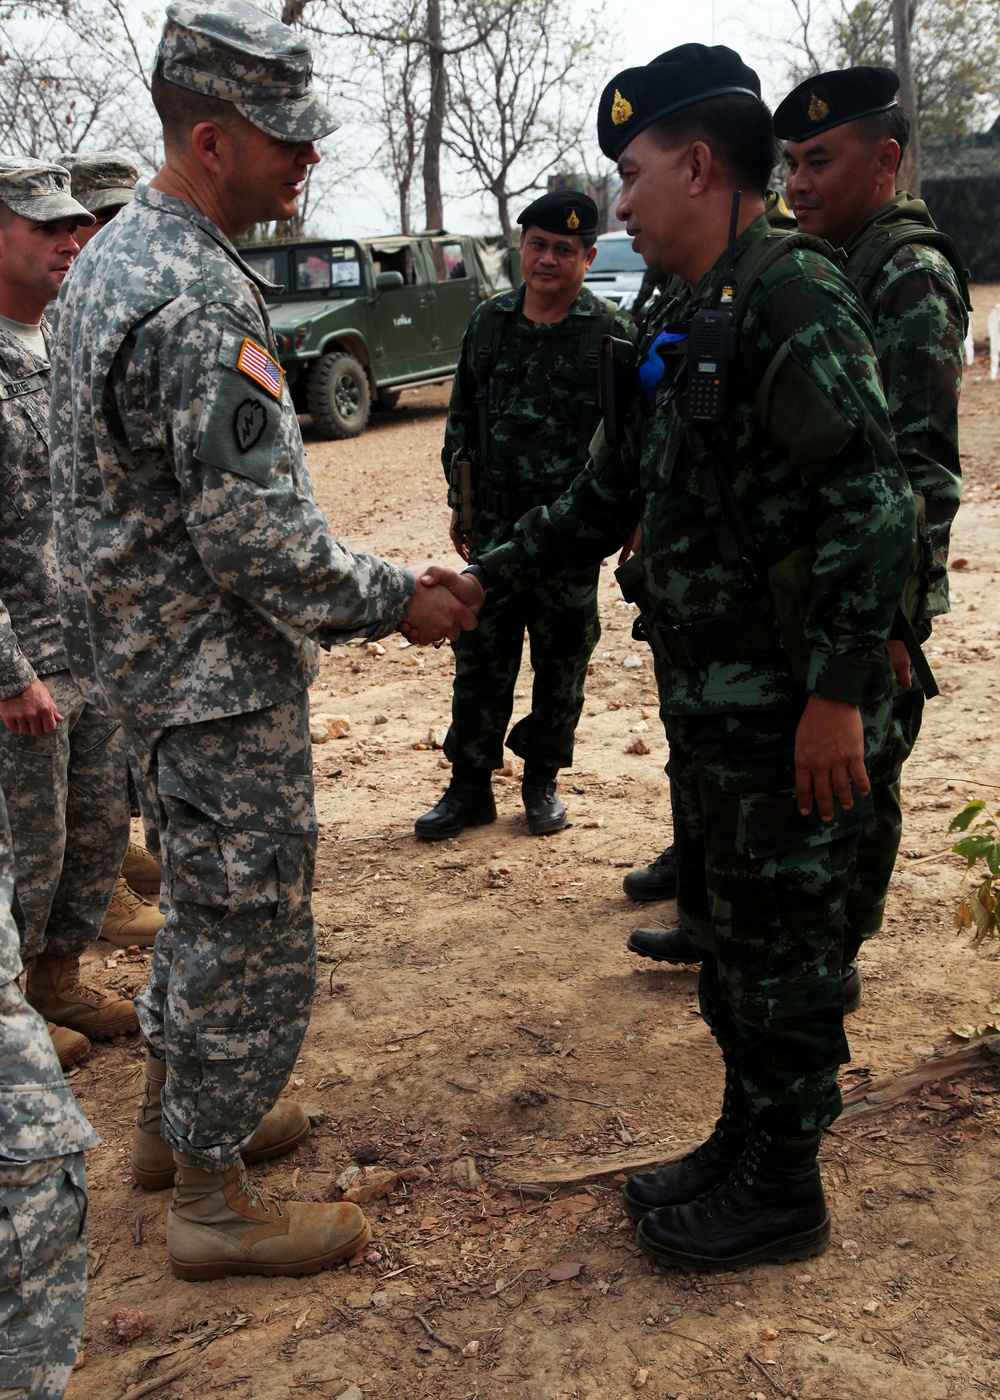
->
<box><xmin>583</xmin><ymin>230</ymin><xmax>647</xmax><ymax>311</ymax></box>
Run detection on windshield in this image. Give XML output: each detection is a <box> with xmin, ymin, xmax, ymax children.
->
<box><xmin>588</xmin><ymin>239</ymin><xmax>646</xmax><ymax>275</ymax></box>
<box><xmin>294</xmin><ymin>242</ymin><xmax>363</xmax><ymax>291</ymax></box>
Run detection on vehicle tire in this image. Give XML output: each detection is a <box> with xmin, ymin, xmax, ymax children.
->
<box><xmin>372</xmin><ymin>387</ymin><xmax>401</xmax><ymax>412</ymax></box>
<box><xmin>307</xmin><ymin>352</ymin><xmax>371</xmax><ymax>439</ymax></box>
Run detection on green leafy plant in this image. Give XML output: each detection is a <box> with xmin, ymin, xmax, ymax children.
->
<box><xmin>949</xmin><ymin>798</ymin><xmax>1000</xmax><ymax>945</ymax></box>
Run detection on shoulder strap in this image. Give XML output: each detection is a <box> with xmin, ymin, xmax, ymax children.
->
<box><xmin>732</xmin><ymin>230</ymin><xmax>839</xmax><ymax>329</ymax></box>
<box><xmin>471</xmin><ymin>296</ymin><xmax>510</xmax><ymax>465</ymax></box>
<box><xmin>844</xmin><ymin>223</ymin><xmax>972</xmax><ymax>310</ymax></box>
<box><xmin>577</xmin><ymin>296</ymin><xmax>621</xmax><ymax>457</ymax></box>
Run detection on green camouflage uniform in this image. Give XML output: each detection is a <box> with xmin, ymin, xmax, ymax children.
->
<box><xmin>48</xmin><ymin>185</ymin><xmax>415</xmax><ymax>1168</ymax></box>
<box><xmin>0</xmin><ymin>785</ymin><xmax>99</xmax><ymax>1400</ymax></box>
<box><xmin>0</xmin><ymin>322</ymin><xmax>129</xmax><ymax>966</ymax></box>
<box><xmin>480</xmin><ymin>217</ymin><xmax>914</xmax><ymax>1132</ymax></box>
<box><xmin>840</xmin><ymin>195</ymin><xmax>968</xmax><ymax>949</ymax></box>
<box><xmin>443</xmin><ymin>285</ymin><xmax>634</xmax><ymax>772</ymax></box>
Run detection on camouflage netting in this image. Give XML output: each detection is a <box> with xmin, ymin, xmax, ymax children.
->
<box><xmin>922</xmin><ymin>117</ymin><xmax>1000</xmax><ymax>281</ymax></box>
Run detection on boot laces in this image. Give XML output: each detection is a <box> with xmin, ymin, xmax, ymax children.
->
<box><xmin>67</xmin><ymin>973</ymin><xmax>117</xmax><ymax>1007</ymax></box>
<box><xmin>704</xmin><ymin>1129</ymin><xmax>771</xmax><ymax>1215</ymax></box>
<box><xmin>647</xmin><ymin>847</ymin><xmax>675</xmax><ymax>875</ymax></box>
<box><xmin>237</xmin><ymin>1166</ymin><xmax>285</xmax><ymax>1218</ymax></box>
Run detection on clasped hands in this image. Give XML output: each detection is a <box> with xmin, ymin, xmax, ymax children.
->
<box><xmin>397</xmin><ymin>564</ymin><xmax>486</xmax><ymax>646</ymax></box>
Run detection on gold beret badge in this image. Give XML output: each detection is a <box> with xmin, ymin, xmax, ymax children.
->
<box><xmin>566</xmin><ymin>209</ymin><xmax>580</xmax><ymax>230</ymax></box>
<box><xmin>808</xmin><ymin>93</ymin><xmax>830</xmax><ymax>122</ymax></box>
<box><xmin>611</xmin><ymin>89</ymin><xmax>633</xmax><ymax>126</ymax></box>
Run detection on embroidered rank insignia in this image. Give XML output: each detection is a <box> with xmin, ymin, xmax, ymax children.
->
<box><xmin>234</xmin><ymin>398</ymin><xmax>267</xmax><ymax>453</ymax></box>
<box><xmin>236</xmin><ymin>337</ymin><xmax>284</xmax><ymax>399</ymax></box>
<box><xmin>566</xmin><ymin>209</ymin><xmax>580</xmax><ymax>230</ymax></box>
<box><xmin>808</xmin><ymin>93</ymin><xmax>830</xmax><ymax>122</ymax></box>
<box><xmin>611</xmin><ymin>89</ymin><xmax>633</xmax><ymax>126</ymax></box>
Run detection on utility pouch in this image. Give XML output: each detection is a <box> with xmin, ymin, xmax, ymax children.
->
<box><xmin>767</xmin><ymin>543</ymin><xmax>816</xmax><ymax>684</ymax></box>
<box><xmin>450</xmin><ymin>451</ymin><xmax>477</xmax><ymax>534</ymax></box>
<box><xmin>599</xmin><ymin>335</ymin><xmax>637</xmax><ymax>449</ymax></box>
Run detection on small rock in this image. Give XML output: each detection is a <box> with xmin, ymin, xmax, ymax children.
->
<box><xmin>622</xmin><ymin>654</ymin><xmax>643</xmax><ymax>669</ymax></box>
<box><xmin>111</xmin><ymin>1308</ymin><xmax>149</xmax><ymax>1342</ymax></box>
<box><xmin>343</xmin><ymin>1166</ymin><xmax>401</xmax><ymax>1203</ymax></box>
<box><xmin>334</xmin><ymin>1388</ymin><xmax>364</xmax><ymax>1400</ymax></box>
<box><xmin>895</xmin><ymin>1237</ymin><xmax>912</xmax><ymax>1248</ymax></box>
<box><xmin>632</xmin><ymin>719</ymin><xmax>649</xmax><ymax>732</ymax></box>
<box><xmin>624</xmin><ymin>736</ymin><xmax>651</xmax><ymax>755</ymax></box>
<box><xmin>335</xmin><ymin>1164</ymin><xmax>361</xmax><ymax>1192</ymax></box>
<box><xmin>427</xmin><ymin>727</ymin><xmax>448</xmax><ymax>748</ymax></box>
<box><xmin>762</xmin><ymin>1327</ymin><xmax>779</xmax><ymax>1340</ymax></box>
<box><xmin>310</xmin><ymin>722</ymin><xmax>330</xmax><ymax>744</ymax></box>
<box><xmin>450</xmin><ymin>1155</ymin><xmax>482</xmax><ymax>1190</ymax></box>
<box><xmin>366</xmin><ymin>642</ymin><xmax>386</xmax><ymax>657</ymax></box>
<box><xmin>373</xmin><ymin>712</ymin><xmax>389</xmax><ymax>725</ymax></box>
<box><xmin>316</xmin><ymin>714</ymin><xmax>351</xmax><ymax>739</ymax></box>
<box><xmin>299</xmin><ymin>1102</ymin><xmax>328</xmax><ymax>1127</ymax></box>
<box><xmin>862</xmin><ymin>1300</ymin><xmax>880</xmax><ymax>1314</ymax></box>
<box><xmin>633</xmin><ymin>1367</ymin><xmax>649</xmax><ymax>1389</ymax></box>
<box><xmin>461</xmin><ymin>1339</ymin><xmax>480</xmax><ymax>1357</ymax></box>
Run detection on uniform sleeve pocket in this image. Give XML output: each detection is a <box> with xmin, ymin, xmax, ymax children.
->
<box><xmin>737</xmin><ymin>789</ymin><xmax>874</xmax><ymax>860</ymax></box>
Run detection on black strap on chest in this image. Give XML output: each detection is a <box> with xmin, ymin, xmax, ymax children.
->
<box><xmin>844</xmin><ymin>222</ymin><xmax>972</xmax><ymax>312</ymax></box>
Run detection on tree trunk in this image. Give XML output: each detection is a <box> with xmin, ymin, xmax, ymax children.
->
<box><xmin>497</xmin><ymin>190</ymin><xmax>513</xmax><ymax>244</ymax></box>
<box><xmin>422</xmin><ymin>0</ymin><xmax>445</xmax><ymax>230</ymax></box>
<box><xmin>892</xmin><ymin>0</ymin><xmax>921</xmax><ymax>195</ymax></box>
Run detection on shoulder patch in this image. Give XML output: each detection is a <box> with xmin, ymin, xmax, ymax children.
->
<box><xmin>234</xmin><ymin>398</ymin><xmax>268</xmax><ymax>453</ymax></box>
<box><xmin>236</xmin><ymin>337</ymin><xmax>284</xmax><ymax>400</ymax></box>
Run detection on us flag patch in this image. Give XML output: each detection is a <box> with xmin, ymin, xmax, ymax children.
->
<box><xmin>237</xmin><ymin>338</ymin><xmax>284</xmax><ymax>399</ymax></box>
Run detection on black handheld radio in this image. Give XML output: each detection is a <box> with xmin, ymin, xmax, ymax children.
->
<box><xmin>685</xmin><ymin>191</ymin><xmax>741</xmax><ymax>423</ymax></box>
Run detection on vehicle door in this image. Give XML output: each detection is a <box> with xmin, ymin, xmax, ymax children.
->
<box><xmin>426</xmin><ymin>239</ymin><xmax>480</xmax><ymax>369</ymax></box>
<box><xmin>368</xmin><ymin>241</ymin><xmax>435</xmax><ymax>379</ymax></box>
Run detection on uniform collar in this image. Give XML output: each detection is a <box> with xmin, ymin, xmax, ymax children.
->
<box><xmin>135</xmin><ymin>184</ymin><xmax>282</xmax><ymax>294</ymax></box>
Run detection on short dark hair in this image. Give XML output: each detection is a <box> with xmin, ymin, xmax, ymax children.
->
<box><xmin>0</xmin><ymin>202</ymin><xmax>15</xmax><ymax>230</ymax></box>
<box><xmin>151</xmin><ymin>62</ymin><xmax>235</xmax><ymax>150</ymax></box>
<box><xmin>856</xmin><ymin>104</ymin><xmax>910</xmax><ymax>165</ymax></box>
<box><xmin>645</xmin><ymin>94</ymin><xmax>778</xmax><ymax>196</ymax></box>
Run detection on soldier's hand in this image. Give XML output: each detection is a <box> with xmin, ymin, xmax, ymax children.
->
<box><xmin>397</xmin><ymin>574</ymin><xmax>479</xmax><ymax>646</ymax></box>
<box><xmin>449</xmin><ymin>509</ymin><xmax>471</xmax><ymax>563</ymax></box>
<box><xmin>794</xmin><ymin>696</ymin><xmax>869</xmax><ymax>821</ymax></box>
<box><xmin>418</xmin><ymin>564</ymin><xmax>485</xmax><ymax>613</ymax></box>
<box><xmin>886</xmin><ymin>638</ymin><xmax>911</xmax><ymax>691</ymax></box>
<box><xmin>0</xmin><ymin>678</ymin><xmax>64</xmax><ymax>736</ymax></box>
<box><xmin>618</xmin><ymin>523</ymin><xmax>642</xmax><ymax>566</ymax></box>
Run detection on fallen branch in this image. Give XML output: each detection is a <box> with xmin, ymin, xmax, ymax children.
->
<box><xmin>121</xmin><ymin>1359</ymin><xmax>195</xmax><ymax>1400</ymax></box>
<box><xmin>414</xmin><ymin>1312</ymin><xmax>459</xmax><ymax>1351</ymax></box>
<box><xmin>838</xmin><ymin>1041</ymin><xmax>999</xmax><ymax>1123</ymax></box>
<box><xmin>745</xmin><ymin>1351</ymin><xmax>791</xmax><ymax>1397</ymax></box>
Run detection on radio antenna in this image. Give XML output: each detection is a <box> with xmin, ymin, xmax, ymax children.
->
<box><xmin>720</xmin><ymin>190</ymin><xmax>741</xmax><ymax>305</ymax></box>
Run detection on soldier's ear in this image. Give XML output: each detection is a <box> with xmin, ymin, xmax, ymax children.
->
<box><xmin>189</xmin><ymin>119</ymin><xmax>227</xmax><ymax>172</ymax></box>
<box><xmin>584</xmin><ymin>243</ymin><xmax>598</xmax><ymax>270</ymax></box>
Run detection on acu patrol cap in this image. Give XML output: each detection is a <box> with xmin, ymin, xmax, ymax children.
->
<box><xmin>0</xmin><ymin>157</ymin><xmax>95</xmax><ymax>224</ymax></box>
<box><xmin>58</xmin><ymin>151</ymin><xmax>141</xmax><ymax>214</ymax></box>
<box><xmin>157</xmin><ymin>0</ymin><xmax>340</xmax><ymax>143</ymax></box>
<box><xmin>518</xmin><ymin>190</ymin><xmax>599</xmax><ymax>239</ymax></box>
<box><xmin>598</xmin><ymin>44</ymin><xmax>762</xmax><ymax>162</ymax></box>
<box><xmin>774</xmin><ymin>67</ymin><xmax>899</xmax><ymax>141</ymax></box>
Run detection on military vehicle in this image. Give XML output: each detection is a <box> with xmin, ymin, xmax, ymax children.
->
<box><xmin>242</xmin><ymin>232</ymin><xmax>520</xmax><ymax>439</ymax></box>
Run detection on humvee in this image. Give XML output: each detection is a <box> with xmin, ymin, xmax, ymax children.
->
<box><xmin>242</xmin><ymin>232</ymin><xmax>520</xmax><ymax>439</ymax></box>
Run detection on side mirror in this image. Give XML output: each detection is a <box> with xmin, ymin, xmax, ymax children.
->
<box><xmin>376</xmin><ymin>271</ymin><xmax>405</xmax><ymax>291</ymax></box>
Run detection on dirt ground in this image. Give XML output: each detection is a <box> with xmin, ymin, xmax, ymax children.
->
<box><xmin>64</xmin><ymin>289</ymin><xmax>1000</xmax><ymax>1400</ymax></box>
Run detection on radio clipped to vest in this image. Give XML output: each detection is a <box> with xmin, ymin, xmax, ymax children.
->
<box><xmin>685</xmin><ymin>190</ymin><xmax>741</xmax><ymax>422</ymax></box>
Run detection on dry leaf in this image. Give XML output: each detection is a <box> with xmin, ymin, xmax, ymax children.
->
<box><xmin>546</xmin><ymin>1260</ymin><xmax>583</xmax><ymax>1281</ymax></box>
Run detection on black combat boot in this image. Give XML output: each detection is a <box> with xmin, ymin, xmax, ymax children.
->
<box><xmin>414</xmin><ymin>766</ymin><xmax>496</xmax><ymax>840</ymax></box>
<box><xmin>636</xmin><ymin>1120</ymin><xmax>830</xmax><ymax>1273</ymax></box>
<box><xmin>622</xmin><ymin>1060</ymin><xmax>750</xmax><ymax>1222</ymax></box>
<box><xmin>521</xmin><ymin>764</ymin><xmax>567</xmax><ymax>835</ymax></box>
<box><xmin>626</xmin><ymin>926</ymin><xmax>701</xmax><ymax>963</ymax></box>
<box><xmin>622</xmin><ymin>844</ymin><xmax>678</xmax><ymax>901</ymax></box>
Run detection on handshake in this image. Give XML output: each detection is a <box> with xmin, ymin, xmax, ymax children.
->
<box><xmin>397</xmin><ymin>564</ymin><xmax>487</xmax><ymax>646</ymax></box>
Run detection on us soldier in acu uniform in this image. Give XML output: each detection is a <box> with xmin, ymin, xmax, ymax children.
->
<box><xmin>442</xmin><ymin>44</ymin><xmax>914</xmax><ymax>1271</ymax></box>
<box><xmin>48</xmin><ymin>0</ymin><xmax>477</xmax><ymax>1282</ymax></box>
<box><xmin>776</xmin><ymin>67</ymin><xmax>969</xmax><ymax>1001</ymax></box>
<box><xmin>0</xmin><ymin>784</ymin><xmax>99</xmax><ymax>1400</ymax></box>
<box><xmin>415</xmin><ymin>192</ymin><xmax>635</xmax><ymax>839</ymax></box>
<box><xmin>0</xmin><ymin>158</ymin><xmax>138</xmax><ymax>1072</ymax></box>
<box><xmin>58</xmin><ymin>151</ymin><xmax>141</xmax><ymax>248</ymax></box>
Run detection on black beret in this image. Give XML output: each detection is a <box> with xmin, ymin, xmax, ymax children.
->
<box><xmin>597</xmin><ymin>44</ymin><xmax>762</xmax><ymax>162</ymax></box>
<box><xmin>774</xmin><ymin>66</ymin><xmax>899</xmax><ymax>141</ymax></box>
<box><xmin>517</xmin><ymin>189</ymin><xmax>599</xmax><ymax>239</ymax></box>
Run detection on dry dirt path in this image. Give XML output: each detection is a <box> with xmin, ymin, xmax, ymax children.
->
<box><xmin>66</xmin><ymin>292</ymin><xmax>1000</xmax><ymax>1400</ymax></box>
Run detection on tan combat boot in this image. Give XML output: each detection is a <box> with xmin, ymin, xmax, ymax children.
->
<box><xmin>168</xmin><ymin>1153</ymin><xmax>370</xmax><ymax>1280</ymax></box>
<box><xmin>47</xmin><ymin>1020</ymin><xmax>91</xmax><ymax>1069</ymax></box>
<box><xmin>132</xmin><ymin>1051</ymin><xmax>311</xmax><ymax>1190</ymax></box>
<box><xmin>120</xmin><ymin>842</ymin><xmax>162</xmax><ymax>899</ymax></box>
<box><xmin>100</xmin><ymin>876</ymin><xmax>164</xmax><ymax>948</ymax></box>
<box><xmin>26</xmin><ymin>956</ymin><xmax>139</xmax><ymax>1038</ymax></box>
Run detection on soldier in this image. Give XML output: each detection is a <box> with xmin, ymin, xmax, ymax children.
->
<box><xmin>0</xmin><ymin>782</ymin><xmax>98</xmax><ymax>1400</ymax></box>
<box><xmin>416</xmin><ymin>191</ymin><xmax>635</xmax><ymax>839</ymax></box>
<box><xmin>47</xmin><ymin>0</ymin><xmax>478</xmax><ymax>1281</ymax></box>
<box><xmin>0</xmin><ymin>157</ymin><xmax>138</xmax><ymax>1071</ymax></box>
<box><xmin>776</xmin><ymin>66</ymin><xmax>969</xmax><ymax>998</ymax></box>
<box><xmin>442</xmin><ymin>43</ymin><xmax>914</xmax><ymax>1271</ymax></box>
<box><xmin>58</xmin><ymin>151</ymin><xmax>141</xmax><ymax>248</ymax></box>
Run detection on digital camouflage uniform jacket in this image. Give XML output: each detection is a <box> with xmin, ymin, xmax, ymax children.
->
<box><xmin>842</xmin><ymin>193</ymin><xmax>968</xmax><ymax>623</ymax></box>
<box><xmin>0</xmin><ymin>323</ymin><xmax>69</xmax><ymax>699</ymax></box>
<box><xmin>48</xmin><ymin>186</ymin><xmax>415</xmax><ymax>730</ymax></box>
<box><xmin>480</xmin><ymin>215</ymin><xmax>914</xmax><ymax>711</ymax></box>
<box><xmin>443</xmin><ymin>284</ymin><xmax>633</xmax><ymax>548</ymax></box>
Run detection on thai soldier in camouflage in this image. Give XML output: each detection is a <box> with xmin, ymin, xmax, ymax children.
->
<box><xmin>777</xmin><ymin>66</ymin><xmax>969</xmax><ymax>987</ymax></box>
<box><xmin>0</xmin><ymin>783</ymin><xmax>99</xmax><ymax>1400</ymax></box>
<box><xmin>0</xmin><ymin>157</ymin><xmax>138</xmax><ymax>1068</ymax></box>
<box><xmin>47</xmin><ymin>0</ymin><xmax>478</xmax><ymax>1281</ymax></box>
<box><xmin>58</xmin><ymin>151</ymin><xmax>141</xmax><ymax>247</ymax></box>
<box><xmin>416</xmin><ymin>191</ymin><xmax>635</xmax><ymax>839</ymax></box>
<box><xmin>439</xmin><ymin>44</ymin><xmax>914</xmax><ymax>1272</ymax></box>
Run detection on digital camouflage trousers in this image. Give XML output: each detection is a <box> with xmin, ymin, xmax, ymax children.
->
<box><xmin>445</xmin><ymin>559</ymin><xmax>601</xmax><ymax>773</ymax></box>
<box><xmin>0</xmin><ymin>670</ymin><xmax>129</xmax><ymax>964</ymax></box>
<box><xmin>0</xmin><ymin>1154</ymin><xmax>88</xmax><ymax>1400</ymax></box>
<box><xmin>127</xmin><ymin>693</ymin><xmax>318</xmax><ymax>1169</ymax></box>
<box><xmin>665</xmin><ymin>700</ymin><xmax>890</xmax><ymax>1135</ymax></box>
